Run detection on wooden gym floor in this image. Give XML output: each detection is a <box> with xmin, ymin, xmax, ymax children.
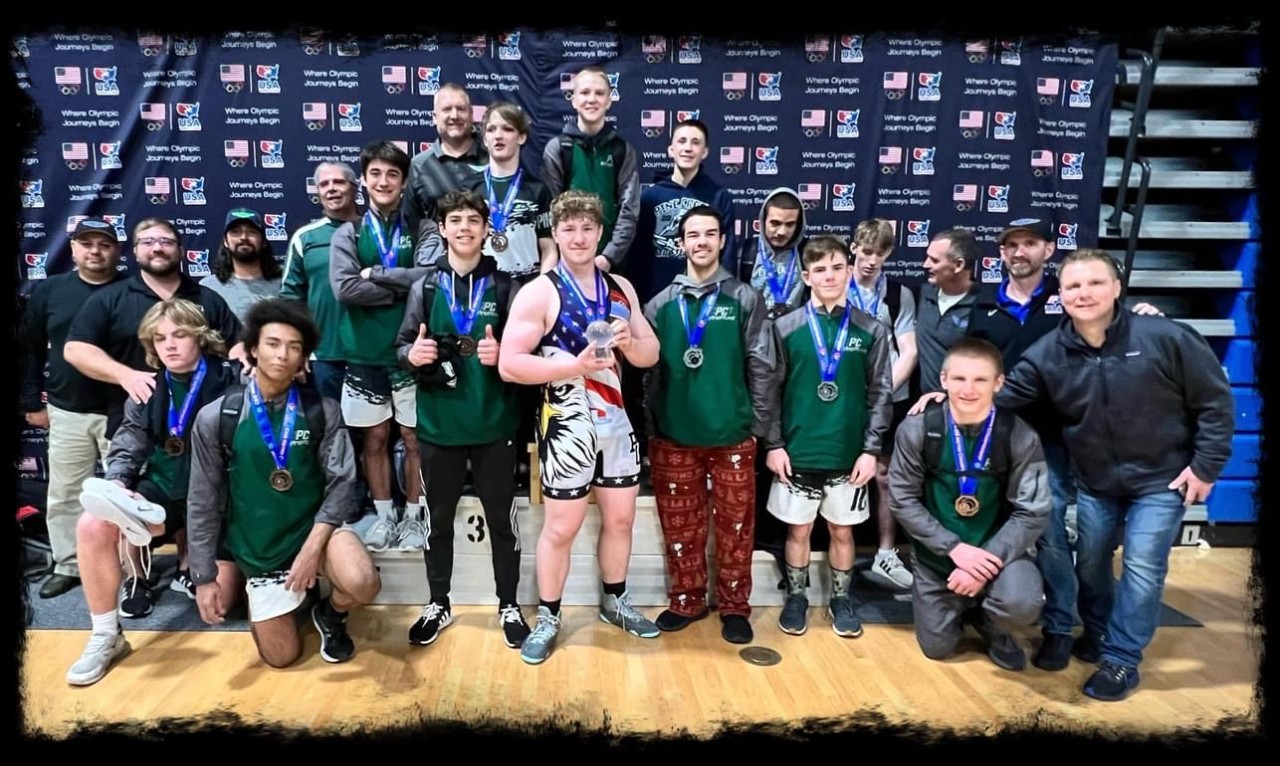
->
<box><xmin>20</xmin><ymin>546</ymin><xmax>1262</xmax><ymax>740</ymax></box>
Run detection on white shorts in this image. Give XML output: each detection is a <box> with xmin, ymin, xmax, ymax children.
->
<box><xmin>767</xmin><ymin>470</ymin><xmax>871</xmax><ymax>527</ymax></box>
<box><xmin>243</xmin><ymin>525</ymin><xmax>359</xmax><ymax>622</ymax></box>
<box><xmin>341</xmin><ymin>364</ymin><xmax>416</xmax><ymax>429</ymax></box>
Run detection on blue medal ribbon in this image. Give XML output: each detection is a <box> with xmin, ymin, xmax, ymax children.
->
<box><xmin>678</xmin><ymin>285</ymin><xmax>721</xmax><ymax>351</ymax></box>
<box><xmin>485</xmin><ymin>167</ymin><xmax>523</xmax><ymax>234</ymax></box>
<box><xmin>166</xmin><ymin>357</ymin><xmax>207</xmax><ymax>440</ymax></box>
<box><xmin>440</xmin><ymin>272</ymin><xmax>490</xmax><ymax>336</ymax></box>
<box><xmin>365</xmin><ymin>210</ymin><xmax>403</xmax><ymax>270</ymax></box>
<box><xmin>248</xmin><ymin>379</ymin><xmax>298</xmax><ymax>473</ymax></box>
<box><xmin>805</xmin><ymin>302</ymin><xmax>852</xmax><ymax>387</ymax></box>
<box><xmin>557</xmin><ymin>264</ymin><xmax>609</xmax><ymax>336</ymax></box>
<box><xmin>947</xmin><ymin>406</ymin><xmax>997</xmax><ymax>499</ymax></box>
<box><xmin>849</xmin><ymin>275</ymin><xmax>884</xmax><ymax>319</ymax></box>
<box><xmin>758</xmin><ymin>240</ymin><xmax>798</xmax><ymax>306</ymax></box>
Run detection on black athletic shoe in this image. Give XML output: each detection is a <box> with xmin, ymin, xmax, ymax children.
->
<box><xmin>499</xmin><ymin>604</ymin><xmax>531</xmax><ymax>649</ymax></box>
<box><xmin>312</xmin><ymin>599</ymin><xmax>355</xmax><ymax>663</ymax></box>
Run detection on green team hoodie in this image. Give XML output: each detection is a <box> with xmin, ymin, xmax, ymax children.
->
<box><xmin>396</xmin><ymin>254</ymin><xmax>521</xmax><ymax>447</ymax></box>
<box><xmin>643</xmin><ymin>267</ymin><xmax>770</xmax><ymax>448</ymax></box>
<box><xmin>282</xmin><ymin>216</ymin><xmax>351</xmax><ymax>362</ymax></box>
<box><xmin>759</xmin><ymin>298</ymin><xmax>894</xmax><ymax>472</ymax></box>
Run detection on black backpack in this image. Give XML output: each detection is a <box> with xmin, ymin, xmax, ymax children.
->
<box><xmin>216</xmin><ymin>383</ymin><xmax>327</xmax><ymax>460</ymax></box>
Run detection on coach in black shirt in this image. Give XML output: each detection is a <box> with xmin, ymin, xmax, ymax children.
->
<box><xmin>64</xmin><ymin>217</ymin><xmax>244</xmax><ymax>436</ymax></box>
<box><xmin>21</xmin><ymin>217</ymin><xmax>127</xmax><ymax>597</ymax></box>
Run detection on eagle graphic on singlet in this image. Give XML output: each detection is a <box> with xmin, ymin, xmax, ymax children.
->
<box><xmin>537</xmin><ymin>269</ymin><xmax>632</xmax><ymax>488</ymax></box>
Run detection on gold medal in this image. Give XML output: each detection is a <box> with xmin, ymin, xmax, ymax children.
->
<box><xmin>954</xmin><ymin>495</ymin><xmax>980</xmax><ymax>517</ymax></box>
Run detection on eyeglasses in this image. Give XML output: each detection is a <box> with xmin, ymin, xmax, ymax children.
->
<box><xmin>136</xmin><ymin>237</ymin><xmax>178</xmax><ymax>247</ymax></box>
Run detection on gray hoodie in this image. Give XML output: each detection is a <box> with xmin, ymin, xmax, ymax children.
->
<box><xmin>736</xmin><ymin>187</ymin><xmax>809</xmax><ymax>316</ymax></box>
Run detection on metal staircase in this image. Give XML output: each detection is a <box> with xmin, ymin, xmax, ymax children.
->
<box><xmin>1104</xmin><ymin>25</ymin><xmax>1260</xmax><ymax>531</ymax></box>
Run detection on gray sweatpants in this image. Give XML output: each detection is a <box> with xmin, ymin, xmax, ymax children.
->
<box><xmin>911</xmin><ymin>556</ymin><xmax>1045</xmax><ymax>660</ymax></box>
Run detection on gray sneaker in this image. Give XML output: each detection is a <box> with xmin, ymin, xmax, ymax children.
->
<box><xmin>396</xmin><ymin>517</ymin><xmax>426</xmax><ymax>550</ymax></box>
<box><xmin>828</xmin><ymin>594</ymin><xmax>864</xmax><ymax>638</ymax></box>
<box><xmin>520</xmin><ymin>606</ymin><xmax>562</xmax><ymax>665</ymax></box>
<box><xmin>363</xmin><ymin>516</ymin><xmax>398</xmax><ymax>552</ymax></box>
<box><xmin>866</xmin><ymin>549</ymin><xmax>914</xmax><ymax>590</ymax></box>
<box><xmin>66</xmin><ymin>631</ymin><xmax>131</xmax><ymax>686</ymax></box>
<box><xmin>779</xmin><ymin>593</ymin><xmax>809</xmax><ymax>635</ymax></box>
<box><xmin>599</xmin><ymin>591</ymin><xmax>660</xmax><ymax>638</ymax></box>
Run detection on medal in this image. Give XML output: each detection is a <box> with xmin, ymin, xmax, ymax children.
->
<box><xmin>948</xmin><ymin>406</ymin><xmax>997</xmax><ymax>517</ymax></box>
<box><xmin>954</xmin><ymin>495</ymin><xmax>980</xmax><ymax>517</ymax></box>
<box><xmin>248</xmin><ymin>379</ymin><xmax>299</xmax><ymax>494</ymax></box>
<box><xmin>557</xmin><ymin>263</ymin><xmax>610</xmax><ymax>353</ymax></box>
<box><xmin>485</xmin><ymin>167</ymin><xmax>522</xmax><ymax>254</ymax></box>
<box><xmin>440</xmin><ymin>270</ymin><xmax>490</xmax><ymax>361</ymax></box>
<box><xmin>165</xmin><ymin>357</ymin><xmax>206</xmax><ymax>459</ymax></box>
<box><xmin>758</xmin><ymin>241</ymin><xmax>798</xmax><ymax>308</ymax></box>
<box><xmin>676</xmin><ymin>284</ymin><xmax>720</xmax><ymax>373</ymax></box>
<box><xmin>270</xmin><ymin>469</ymin><xmax>294</xmax><ymax>492</ymax></box>
<box><xmin>805</xmin><ymin>302</ymin><xmax>852</xmax><ymax>405</ymax></box>
<box><xmin>364</xmin><ymin>210</ymin><xmax>404</xmax><ymax>270</ymax></box>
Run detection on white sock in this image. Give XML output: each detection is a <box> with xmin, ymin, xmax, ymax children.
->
<box><xmin>91</xmin><ymin>610</ymin><xmax>118</xmax><ymax>636</ymax></box>
<box><xmin>374</xmin><ymin>499</ymin><xmax>395</xmax><ymax>520</ymax></box>
<box><xmin>406</xmin><ymin>502</ymin><xmax>424</xmax><ymax>521</ymax></box>
<box><xmin>877</xmin><ymin>548</ymin><xmax>895</xmax><ymax>559</ymax></box>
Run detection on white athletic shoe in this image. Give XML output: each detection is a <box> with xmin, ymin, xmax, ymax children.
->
<box><xmin>79</xmin><ymin>478</ymin><xmax>166</xmax><ymax>547</ymax></box>
<box><xmin>66</xmin><ymin>630</ymin><xmax>131</xmax><ymax>686</ymax></box>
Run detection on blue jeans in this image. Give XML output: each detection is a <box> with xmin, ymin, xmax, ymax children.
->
<box><xmin>1035</xmin><ymin>441</ymin><xmax>1078</xmax><ymax>636</ymax></box>
<box><xmin>1075</xmin><ymin>484</ymin><xmax>1187</xmax><ymax>669</ymax></box>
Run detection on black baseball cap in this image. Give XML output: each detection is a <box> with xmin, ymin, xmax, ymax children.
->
<box><xmin>70</xmin><ymin>216</ymin><xmax>116</xmax><ymax>241</ymax></box>
<box><xmin>998</xmin><ymin>217</ymin><xmax>1054</xmax><ymax>246</ymax></box>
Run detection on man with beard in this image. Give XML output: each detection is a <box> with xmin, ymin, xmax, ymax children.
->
<box><xmin>283</xmin><ymin>162</ymin><xmax>362</xmax><ymax>401</ymax></box>
<box><xmin>403</xmin><ymin>83</ymin><xmax>488</xmax><ymax>244</ymax></box>
<box><xmin>21</xmin><ymin>217</ymin><xmax>127</xmax><ymax>598</ymax></box>
<box><xmin>202</xmin><ymin>208</ymin><xmax>283</xmax><ymax>323</ymax></box>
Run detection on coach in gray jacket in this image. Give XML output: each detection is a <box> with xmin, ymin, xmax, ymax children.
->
<box><xmin>996</xmin><ymin>248</ymin><xmax>1234</xmax><ymax>702</ymax></box>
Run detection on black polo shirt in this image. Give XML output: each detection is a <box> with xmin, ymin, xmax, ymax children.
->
<box><xmin>65</xmin><ymin>273</ymin><xmax>242</xmax><ymax>432</ymax></box>
<box><xmin>21</xmin><ymin>271</ymin><xmax>124</xmax><ymax>414</ymax></box>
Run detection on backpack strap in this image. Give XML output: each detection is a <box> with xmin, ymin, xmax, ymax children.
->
<box><xmin>218</xmin><ymin>382</ymin><xmax>246</xmax><ymax>461</ymax></box>
<box><xmin>922</xmin><ymin>399</ymin><xmax>945</xmax><ymax>475</ymax></box>
<box><xmin>558</xmin><ymin>134</ymin><xmax>575</xmax><ymax>189</ymax></box>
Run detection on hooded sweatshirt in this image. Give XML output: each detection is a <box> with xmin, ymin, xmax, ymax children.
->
<box><xmin>737</xmin><ymin>187</ymin><xmax>809</xmax><ymax>317</ymax></box>
<box><xmin>540</xmin><ymin>122</ymin><xmax>640</xmax><ymax>270</ymax></box>
<box><xmin>631</xmin><ymin>167</ymin><xmax>737</xmax><ymax>304</ymax></box>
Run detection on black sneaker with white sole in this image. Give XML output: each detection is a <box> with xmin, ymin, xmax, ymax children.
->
<box><xmin>119</xmin><ymin>577</ymin><xmax>156</xmax><ymax>619</ymax></box>
<box><xmin>311</xmin><ymin>599</ymin><xmax>355</xmax><ymax>663</ymax></box>
<box><xmin>409</xmin><ymin>601</ymin><xmax>453</xmax><ymax>646</ymax></box>
<box><xmin>499</xmin><ymin>603</ymin><xmax>531</xmax><ymax>648</ymax></box>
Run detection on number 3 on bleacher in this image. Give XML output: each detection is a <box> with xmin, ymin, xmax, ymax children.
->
<box><xmin>467</xmin><ymin>513</ymin><xmax>486</xmax><ymax>543</ymax></box>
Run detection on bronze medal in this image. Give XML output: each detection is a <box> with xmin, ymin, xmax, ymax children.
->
<box><xmin>457</xmin><ymin>335</ymin><xmax>478</xmax><ymax>357</ymax></box>
<box><xmin>954</xmin><ymin>495</ymin><xmax>980</xmax><ymax>517</ymax></box>
<box><xmin>163</xmin><ymin>436</ymin><xmax>186</xmax><ymax>457</ymax></box>
<box><xmin>270</xmin><ymin>469</ymin><xmax>294</xmax><ymax>492</ymax></box>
